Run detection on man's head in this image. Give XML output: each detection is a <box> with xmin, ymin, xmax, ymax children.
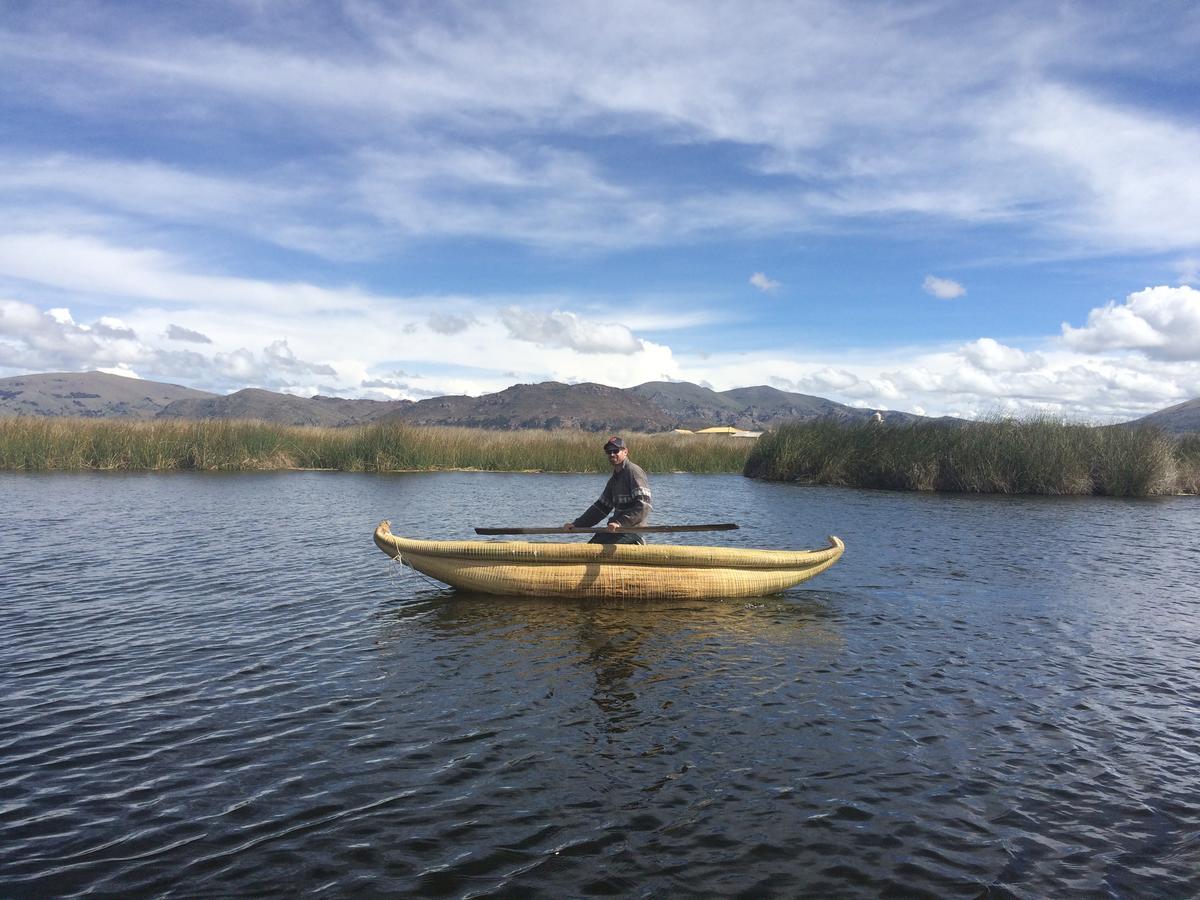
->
<box><xmin>603</xmin><ymin>435</ymin><xmax>628</xmax><ymax>466</ymax></box>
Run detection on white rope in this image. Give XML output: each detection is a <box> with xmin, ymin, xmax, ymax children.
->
<box><xmin>385</xmin><ymin>550</ymin><xmax>446</xmax><ymax>591</ymax></box>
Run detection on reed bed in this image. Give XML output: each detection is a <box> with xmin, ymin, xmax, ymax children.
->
<box><xmin>745</xmin><ymin>417</ymin><xmax>1192</xmax><ymax>497</ymax></box>
<box><xmin>0</xmin><ymin>417</ymin><xmax>753</xmax><ymax>474</ymax></box>
<box><xmin>5</xmin><ymin>416</ymin><xmax>1195</xmax><ymax>496</ymax></box>
<box><xmin>1176</xmin><ymin>434</ymin><xmax>1200</xmax><ymax>495</ymax></box>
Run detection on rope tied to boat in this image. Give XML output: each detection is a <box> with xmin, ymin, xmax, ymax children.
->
<box><xmin>384</xmin><ymin>547</ymin><xmax>446</xmax><ymax>592</ymax></box>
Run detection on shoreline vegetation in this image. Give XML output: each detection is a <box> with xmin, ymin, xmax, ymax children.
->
<box><xmin>746</xmin><ymin>419</ymin><xmax>1200</xmax><ymax>497</ymax></box>
<box><xmin>1</xmin><ymin>416</ymin><xmax>1196</xmax><ymax>496</ymax></box>
<box><xmin>0</xmin><ymin>418</ymin><xmax>752</xmax><ymax>475</ymax></box>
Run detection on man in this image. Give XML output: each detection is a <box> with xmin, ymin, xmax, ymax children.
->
<box><xmin>564</xmin><ymin>436</ymin><xmax>652</xmax><ymax>544</ymax></box>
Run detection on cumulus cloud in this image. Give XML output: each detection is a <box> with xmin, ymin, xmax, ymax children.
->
<box><xmin>960</xmin><ymin>338</ymin><xmax>1042</xmax><ymax>373</ymax></box>
<box><xmin>679</xmin><ymin>328</ymin><xmax>1200</xmax><ymax>423</ymax></box>
<box><xmin>0</xmin><ymin>301</ymin><xmax>144</xmax><ymax>370</ymax></box>
<box><xmin>499</xmin><ymin>308</ymin><xmax>643</xmax><ymax>355</ymax></box>
<box><xmin>166</xmin><ymin>323</ymin><xmax>212</xmax><ymax>343</ymax></box>
<box><xmin>427</xmin><ymin>313</ymin><xmax>474</xmax><ymax>335</ymax></box>
<box><xmin>0</xmin><ymin>297</ymin><xmax>345</xmax><ymax>391</ymax></box>
<box><xmin>361</xmin><ymin>369</ymin><xmax>417</xmax><ymax>390</ymax></box>
<box><xmin>92</xmin><ymin>317</ymin><xmax>137</xmax><ymax>340</ymax></box>
<box><xmin>262</xmin><ymin>339</ymin><xmax>337</xmax><ymax>377</ymax></box>
<box><xmin>923</xmin><ymin>275</ymin><xmax>966</xmax><ymax>300</ymax></box>
<box><xmin>1061</xmin><ymin>285</ymin><xmax>1200</xmax><ymax>361</ymax></box>
<box><xmin>749</xmin><ymin>272</ymin><xmax>781</xmax><ymax>293</ymax></box>
<box><xmin>787</xmin><ymin>367</ymin><xmax>862</xmax><ymax>394</ymax></box>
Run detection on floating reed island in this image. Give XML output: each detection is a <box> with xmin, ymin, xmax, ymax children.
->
<box><xmin>745</xmin><ymin>418</ymin><xmax>1200</xmax><ymax>497</ymax></box>
<box><xmin>1</xmin><ymin>416</ymin><xmax>1196</xmax><ymax>496</ymax></box>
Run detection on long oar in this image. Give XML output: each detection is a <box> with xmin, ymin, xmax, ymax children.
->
<box><xmin>475</xmin><ymin>523</ymin><xmax>739</xmax><ymax>535</ymax></box>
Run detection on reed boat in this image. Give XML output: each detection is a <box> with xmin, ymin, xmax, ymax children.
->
<box><xmin>373</xmin><ymin>521</ymin><xmax>844</xmax><ymax>600</ymax></box>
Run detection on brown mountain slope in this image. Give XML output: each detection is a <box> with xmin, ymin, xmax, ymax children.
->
<box><xmin>1125</xmin><ymin>397</ymin><xmax>1200</xmax><ymax>434</ymax></box>
<box><xmin>159</xmin><ymin>388</ymin><xmax>411</xmax><ymax>427</ymax></box>
<box><xmin>388</xmin><ymin>381</ymin><xmax>676</xmax><ymax>431</ymax></box>
<box><xmin>629</xmin><ymin>381</ymin><xmax>923</xmax><ymax>429</ymax></box>
<box><xmin>0</xmin><ymin>370</ymin><xmax>1058</xmax><ymax>431</ymax></box>
<box><xmin>0</xmin><ymin>371</ymin><xmax>214</xmax><ymax>419</ymax></box>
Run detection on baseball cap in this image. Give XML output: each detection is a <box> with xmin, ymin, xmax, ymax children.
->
<box><xmin>603</xmin><ymin>436</ymin><xmax>626</xmax><ymax>451</ymax></box>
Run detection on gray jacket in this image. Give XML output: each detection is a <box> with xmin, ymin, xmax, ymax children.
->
<box><xmin>573</xmin><ymin>460</ymin><xmax>652</xmax><ymax>528</ymax></box>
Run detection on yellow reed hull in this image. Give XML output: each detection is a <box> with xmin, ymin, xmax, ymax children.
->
<box><xmin>373</xmin><ymin>521</ymin><xmax>844</xmax><ymax>600</ymax></box>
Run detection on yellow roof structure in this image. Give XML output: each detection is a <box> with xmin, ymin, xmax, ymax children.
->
<box><xmin>695</xmin><ymin>425</ymin><xmax>740</xmax><ymax>434</ymax></box>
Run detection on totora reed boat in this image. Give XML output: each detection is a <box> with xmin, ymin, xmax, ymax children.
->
<box><xmin>373</xmin><ymin>521</ymin><xmax>844</xmax><ymax>600</ymax></box>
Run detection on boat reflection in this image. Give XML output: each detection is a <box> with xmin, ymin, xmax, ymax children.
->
<box><xmin>374</xmin><ymin>589</ymin><xmax>845</xmax><ymax>741</ymax></box>
<box><xmin>378</xmin><ymin>588</ymin><xmax>843</xmax><ymax>648</ymax></box>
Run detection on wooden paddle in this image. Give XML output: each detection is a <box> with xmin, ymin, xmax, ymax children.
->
<box><xmin>475</xmin><ymin>523</ymin><xmax>739</xmax><ymax>535</ymax></box>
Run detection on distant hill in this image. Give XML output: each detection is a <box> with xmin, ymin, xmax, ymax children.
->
<box><xmin>159</xmin><ymin>388</ymin><xmax>411</xmax><ymax>427</ymax></box>
<box><xmin>0</xmin><ymin>369</ymin><xmax>1012</xmax><ymax>432</ymax></box>
<box><xmin>630</xmin><ymin>381</ymin><xmax>924</xmax><ymax>429</ymax></box>
<box><xmin>386</xmin><ymin>381</ymin><xmax>676</xmax><ymax>431</ymax></box>
<box><xmin>0</xmin><ymin>371</ymin><xmax>213</xmax><ymax>419</ymax></box>
<box><xmin>1124</xmin><ymin>398</ymin><xmax>1200</xmax><ymax>434</ymax></box>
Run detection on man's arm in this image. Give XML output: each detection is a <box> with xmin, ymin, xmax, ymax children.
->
<box><xmin>568</xmin><ymin>478</ymin><xmax>614</xmax><ymax>529</ymax></box>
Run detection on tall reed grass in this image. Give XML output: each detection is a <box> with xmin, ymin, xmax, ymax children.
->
<box><xmin>1177</xmin><ymin>434</ymin><xmax>1200</xmax><ymax>495</ymax></box>
<box><xmin>5</xmin><ymin>416</ymin><xmax>1195</xmax><ymax>496</ymax></box>
<box><xmin>0</xmin><ymin>417</ymin><xmax>753</xmax><ymax>474</ymax></box>
<box><xmin>745</xmin><ymin>417</ymin><xmax>1191</xmax><ymax>496</ymax></box>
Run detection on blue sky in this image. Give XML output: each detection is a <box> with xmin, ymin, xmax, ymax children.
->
<box><xmin>1</xmin><ymin>0</ymin><xmax>1198</xmax><ymax>420</ymax></box>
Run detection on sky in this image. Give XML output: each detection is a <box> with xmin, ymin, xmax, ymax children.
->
<box><xmin>1</xmin><ymin>0</ymin><xmax>1199</xmax><ymax>422</ymax></box>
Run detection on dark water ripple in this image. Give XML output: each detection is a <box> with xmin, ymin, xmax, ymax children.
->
<box><xmin>2</xmin><ymin>471</ymin><xmax>1199</xmax><ymax>897</ymax></box>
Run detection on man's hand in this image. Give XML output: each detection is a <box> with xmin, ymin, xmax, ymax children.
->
<box><xmin>563</xmin><ymin>522</ymin><xmax>575</xmax><ymax>531</ymax></box>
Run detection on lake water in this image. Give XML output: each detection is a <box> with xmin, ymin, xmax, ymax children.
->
<box><xmin>2</xmin><ymin>470</ymin><xmax>1199</xmax><ymax>897</ymax></box>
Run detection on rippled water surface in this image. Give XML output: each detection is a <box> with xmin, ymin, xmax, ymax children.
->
<box><xmin>2</xmin><ymin>471</ymin><xmax>1199</xmax><ymax>897</ymax></box>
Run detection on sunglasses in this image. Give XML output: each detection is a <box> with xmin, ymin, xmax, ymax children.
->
<box><xmin>606</xmin><ymin>448</ymin><xmax>623</xmax><ymax>455</ymax></box>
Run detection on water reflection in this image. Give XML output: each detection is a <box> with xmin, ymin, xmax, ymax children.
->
<box><xmin>378</xmin><ymin>589</ymin><xmax>842</xmax><ymax>652</ymax></box>
<box><xmin>375</xmin><ymin>590</ymin><xmax>843</xmax><ymax>745</ymax></box>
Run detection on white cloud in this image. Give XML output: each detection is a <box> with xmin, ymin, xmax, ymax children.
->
<box><xmin>427</xmin><ymin>313</ymin><xmax>474</xmax><ymax>335</ymax></box>
<box><xmin>97</xmin><ymin>364</ymin><xmax>140</xmax><ymax>379</ymax></box>
<box><xmin>499</xmin><ymin>307</ymin><xmax>643</xmax><ymax>355</ymax></box>
<box><xmin>787</xmin><ymin>366</ymin><xmax>861</xmax><ymax>394</ymax></box>
<box><xmin>0</xmin><ymin>232</ymin><xmax>375</xmax><ymax>315</ymax></box>
<box><xmin>6</xmin><ymin>278</ymin><xmax>1200</xmax><ymax>422</ymax></box>
<box><xmin>93</xmin><ymin>317</ymin><xmax>137</xmax><ymax>340</ymax></box>
<box><xmin>1061</xmin><ymin>285</ymin><xmax>1200</xmax><ymax>360</ymax></box>
<box><xmin>998</xmin><ymin>85</ymin><xmax>1200</xmax><ymax>252</ymax></box>
<box><xmin>960</xmin><ymin>338</ymin><xmax>1041</xmax><ymax>373</ymax></box>
<box><xmin>5</xmin><ymin>4</ymin><xmax>1196</xmax><ymax>257</ymax></box>
<box><xmin>262</xmin><ymin>339</ymin><xmax>337</xmax><ymax>378</ymax></box>
<box><xmin>669</xmin><ymin>332</ymin><xmax>1200</xmax><ymax>423</ymax></box>
<box><xmin>923</xmin><ymin>275</ymin><xmax>966</xmax><ymax>300</ymax></box>
<box><xmin>0</xmin><ymin>153</ymin><xmax>316</xmax><ymax>239</ymax></box>
<box><xmin>0</xmin><ymin>297</ymin><xmax>343</xmax><ymax>391</ymax></box>
<box><xmin>749</xmin><ymin>272</ymin><xmax>781</xmax><ymax>293</ymax></box>
<box><xmin>167</xmin><ymin>324</ymin><xmax>212</xmax><ymax>343</ymax></box>
<box><xmin>0</xmin><ymin>300</ymin><xmax>143</xmax><ymax>371</ymax></box>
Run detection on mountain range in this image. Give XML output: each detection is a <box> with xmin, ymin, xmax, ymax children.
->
<box><xmin>1</xmin><ymin>371</ymin><xmax>1196</xmax><ymax>433</ymax></box>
